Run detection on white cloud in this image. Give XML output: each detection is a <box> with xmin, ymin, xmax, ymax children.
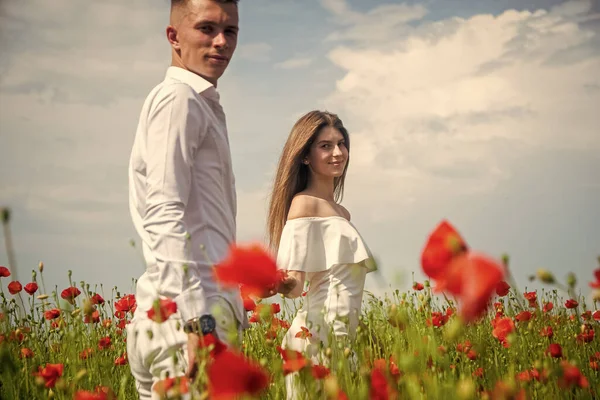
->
<box><xmin>320</xmin><ymin>0</ymin><xmax>428</xmax><ymax>42</ymax></box>
<box><xmin>321</xmin><ymin>0</ymin><xmax>600</xmax><ymax>219</ymax></box>
<box><xmin>236</xmin><ymin>42</ymin><xmax>273</xmax><ymax>62</ymax></box>
<box><xmin>274</xmin><ymin>57</ymin><xmax>313</xmax><ymax>70</ymax></box>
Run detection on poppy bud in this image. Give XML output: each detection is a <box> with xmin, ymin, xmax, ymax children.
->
<box><xmin>324</xmin><ymin>376</ymin><xmax>339</xmax><ymax>399</ymax></box>
<box><xmin>456</xmin><ymin>378</ymin><xmax>475</xmax><ymax>400</ymax></box>
<box><xmin>75</xmin><ymin>369</ymin><xmax>87</xmax><ymax>382</ymax></box>
<box><xmin>38</xmin><ymin>262</ymin><xmax>44</xmax><ymax>272</ymax></box>
<box><xmin>343</xmin><ymin>348</ymin><xmax>351</xmax><ymax>358</ymax></box>
<box><xmin>536</xmin><ymin>269</ymin><xmax>555</xmax><ymax>284</ymax></box>
<box><xmin>567</xmin><ymin>272</ymin><xmax>577</xmax><ymax>288</ymax></box>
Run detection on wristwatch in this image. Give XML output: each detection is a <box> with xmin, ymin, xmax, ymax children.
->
<box><xmin>184</xmin><ymin>314</ymin><xmax>216</xmax><ymax>335</ymax></box>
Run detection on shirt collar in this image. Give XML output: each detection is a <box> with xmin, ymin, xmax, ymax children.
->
<box><xmin>165</xmin><ymin>66</ymin><xmax>219</xmax><ymax>100</ymax></box>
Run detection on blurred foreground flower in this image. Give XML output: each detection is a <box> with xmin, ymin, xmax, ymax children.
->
<box><xmin>208</xmin><ymin>349</ymin><xmax>270</xmax><ymax>399</ymax></box>
<box><xmin>214</xmin><ymin>243</ymin><xmax>285</xmax><ymax>297</ymax></box>
<box><xmin>421</xmin><ymin>221</ymin><xmax>505</xmax><ymax>323</ymax></box>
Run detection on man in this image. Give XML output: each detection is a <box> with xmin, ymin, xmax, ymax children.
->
<box><xmin>126</xmin><ymin>0</ymin><xmax>245</xmax><ymax>398</ymax></box>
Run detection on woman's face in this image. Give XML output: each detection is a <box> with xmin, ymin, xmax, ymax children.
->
<box><xmin>304</xmin><ymin>126</ymin><xmax>348</xmax><ymax>179</ymax></box>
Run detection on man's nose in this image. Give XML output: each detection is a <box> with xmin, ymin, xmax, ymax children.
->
<box><xmin>214</xmin><ymin>32</ymin><xmax>227</xmax><ymax>48</ymax></box>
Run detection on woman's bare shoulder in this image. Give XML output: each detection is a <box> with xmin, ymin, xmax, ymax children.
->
<box><xmin>287</xmin><ymin>193</ymin><xmax>321</xmax><ymax>220</ymax></box>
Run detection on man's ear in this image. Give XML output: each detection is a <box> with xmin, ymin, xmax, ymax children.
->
<box><xmin>166</xmin><ymin>26</ymin><xmax>180</xmax><ymax>51</ymax></box>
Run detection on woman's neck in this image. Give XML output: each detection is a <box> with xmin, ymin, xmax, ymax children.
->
<box><xmin>305</xmin><ymin>175</ymin><xmax>335</xmax><ymax>201</ymax></box>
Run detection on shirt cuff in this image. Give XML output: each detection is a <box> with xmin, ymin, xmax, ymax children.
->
<box><xmin>175</xmin><ymin>288</ymin><xmax>208</xmax><ymax>322</ymax></box>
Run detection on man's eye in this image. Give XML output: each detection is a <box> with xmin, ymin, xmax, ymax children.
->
<box><xmin>199</xmin><ymin>26</ymin><xmax>212</xmax><ymax>33</ymax></box>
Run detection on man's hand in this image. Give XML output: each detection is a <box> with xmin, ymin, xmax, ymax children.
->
<box><xmin>186</xmin><ymin>332</ymin><xmax>200</xmax><ymax>379</ymax></box>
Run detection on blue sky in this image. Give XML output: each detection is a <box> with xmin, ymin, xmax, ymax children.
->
<box><xmin>1</xmin><ymin>0</ymin><xmax>599</xmax><ymax>302</ymax></box>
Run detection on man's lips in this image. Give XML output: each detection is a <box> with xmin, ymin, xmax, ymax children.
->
<box><xmin>207</xmin><ymin>55</ymin><xmax>228</xmax><ymax>62</ymax></box>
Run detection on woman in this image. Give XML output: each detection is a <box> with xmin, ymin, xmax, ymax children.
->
<box><xmin>267</xmin><ymin>110</ymin><xmax>376</xmax><ymax>398</ymax></box>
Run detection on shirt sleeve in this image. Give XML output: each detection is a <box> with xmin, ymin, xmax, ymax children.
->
<box><xmin>142</xmin><ymin>83</ymin><xmax>210</xmax><ymax>322</ymax></box>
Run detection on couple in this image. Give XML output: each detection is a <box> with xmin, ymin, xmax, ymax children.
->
<box><xmin>126</xmin><ymin>0</ymin><xmax>376</xmax><ymax>399</ymax></box>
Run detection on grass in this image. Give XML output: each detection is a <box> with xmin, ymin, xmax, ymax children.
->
<box><xmin>0</xmin><ymin>263</ymin><xmax>598</xmax><ymax>399</ymax></box>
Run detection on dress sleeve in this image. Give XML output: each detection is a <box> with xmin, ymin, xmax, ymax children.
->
<box><xmin>276</xmin><ymin>218</ymin><xmax>376</xmax><ymax>273</ymax></box>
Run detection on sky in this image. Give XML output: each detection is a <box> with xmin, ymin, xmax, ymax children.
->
<box><xmin>1</xmin><ymin>0</ymin><xmax>599</xmax><ymax>304</ymax></box>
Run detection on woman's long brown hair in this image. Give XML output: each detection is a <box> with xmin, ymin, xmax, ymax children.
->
<box><xmin>266</xmin><ymin>110</ymin><xmax>350</xmax><ymax>252</ymax></box>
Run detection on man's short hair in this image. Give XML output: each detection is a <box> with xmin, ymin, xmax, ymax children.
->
<box><xmin>171</xmin><ymin>0</ymin><xmax>239</xmax><ymax>6</ymax></box>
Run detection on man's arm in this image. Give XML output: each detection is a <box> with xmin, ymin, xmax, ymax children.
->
<box><xmin>143</xmin><ymin>83</ymin><xmax>209</xmax><ymax>323</ymax></box>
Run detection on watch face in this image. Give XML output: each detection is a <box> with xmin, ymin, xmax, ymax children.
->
<box><xmin>200</xmin><ymin>315</ymin><xmax>216</xmax><ymax>334</ymax></box>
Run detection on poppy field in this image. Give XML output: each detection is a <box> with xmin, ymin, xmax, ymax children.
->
<box><xmin>0</xmin><ymin>221</ymin><xmax>598</xmax><ymax>399</ymax></box>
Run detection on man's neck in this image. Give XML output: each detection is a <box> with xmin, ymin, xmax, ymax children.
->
<box><xmin>170</xmin><ymin>57</ymin><xmax>218</xmax><ymax>88</ymax></box>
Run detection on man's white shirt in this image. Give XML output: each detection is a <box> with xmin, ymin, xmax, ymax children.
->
<box><xmin>128</xmin><ymin>66</ymin><xmax>245</xmax><ymax>326</ymax></box>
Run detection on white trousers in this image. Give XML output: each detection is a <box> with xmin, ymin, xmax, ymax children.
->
<box><xmin>126</xmin><ymin>296</ymin><xmax>240</xmax><ymax>400</ymax></box>
<box><xmin>282</xmin><ymin>264</ymin><xmax>368</xmax><ymax>400</ymax></box>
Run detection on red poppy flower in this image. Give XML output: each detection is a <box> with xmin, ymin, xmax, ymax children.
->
<box><xmin>558</xmin><ymin>361</ymin><xmax>589</xmax><ymax>389</ymax></box>
<box><xmin>540</xmin><ymin>326</ymin><xmax>553</xmax><ymax>339</ymax></box>
<box><xmin>61</xmin><ymin>286</ymin><xmax>81</xmax><ymax>304</ymax></box>
<box><xmin>420</xmin><ymin>220</ymin><xmax>468</xmax><ymax>280</ymax></box>
<box><xmin>564</xmin><ymin>299</ymin><xmax>579</xmax><ymax>309</ymax></box>
<box><xmin>33</xmin><ymin>363</ymin><xmax>64</xmax><ymax>388</ymax></box>
<box><xmin>214</xmin><ymin>243</ymin><xmax>282</xmax><ymax>297</ymax></box>
<box><xmin>543</xmin><ymin>302</ymin><xmax>553</xmax><ymax>313</ymax></box>
<box><xmin>79</xmin><ymin>348</ymin><xmax>93</xmax><ymax>360</ymax></box>
<box><xmin>147</xmin><ymin>298</ymin><xmax>177</xmax><ymax>323</ymax></box>
<box><xmin>427</xmin><ymin>312</ymin><xmax>449</xmax><ymax>327</ymax></box>
<box><xmin>98</xmin><ymin>336</ymin><xmax>111</xmax><ymax>350</ymax></box>
<box><xmin>295</xmin><ymin>326</ymin><xmax>312</xmax><ymax>339</ymax></box>
<box><xmin>546</xmin><ymin>343</ymin><xmax>562</xmax><ymax>358</ymax></box>
<box><xmin>20</xmin><ymin>348</ymin><xmax>34</xmax><ymax>359</ymax></box>
<box><xmin>0</xmin><ymin>266</ymin><xmax>10</xmax><ymax>277</ymax></box>
<box><xmin>593</xmin><ymin>310</ymin><xmax>600</xmax><ymax>321</ymax></box>
<box><xmin>44</xmin><ymin>309</ymin><xmax>61</xmax><ymax>320</ymax></box>
<box><xmin>116</xmin><ymin>294</ymin><xmax>136</xmax><ymax>312</ymax></box>
<box><xmin>413</xmin><ymin>282</ymin><xmax>424</xmax><ymax>291</ymax></box>
<box><xmin>84</xmin><ymin>310</ymin><xmax>100</xmax><ymax>324</ymax></box>
<box><xmin>208</xmin><ymin>350</ymin><xmax>270</xmax><ymax>399</ymax></box>
<box><xmin>114</xmin><ymin>353</ymin><xmax>128</xmax><ymax>366</ymax></box>
<box><xmin>523</xmin><ymin>291</ymin><xmax>537</xmax><ymax>308</ymax></box>
<box><xmin>436</xmin><ymin>252</ymin><xmax>504</xmax><ymax>323</ymax></box>
<box><xmin>8</xmin><ymin>281</ymin><xmax>22</xmax><ymax>295</ymax></box>
<box><xmin>24</xmin><ymin>282</ymin><xmax>38</xmax><ymax>296</ymax></box>
<box><xmin>577</xmin><ymin>325</ymin><xmax>594</xmax><ymax>343</ymax></box>
<box><xmin>369</xmin><ymin>366</ymin><xmax>397</xmax><ymax>400</ymax></box>
<box><xmin>198</xmin><ymin>333</ymin><xmax>227</xmax><ymax>358</ymax></box>
<box><xmin>590</xmin><ymin>268</ymin><xmax>600</xmax><ymax>289</ymax></box>
<box><xmin>153</xmin><ymin>377</ymin><xmax>189</xmax><ymax>399</ymax></box>
<box><xmin>312</xmin><ymin>365</ymin><xmax>331</xmax><ymax>379</ymax></box>
<box><xmin>495</xmin><ymin>281</ymin><xmax>510</xmax><ymax>297</ymax></box>
<box><xmin>74</xmin><ymin>388</ymin><xmax>115</xmax><ymax>400</ymax></box>
<box><xmin>243</xmin><ymin>297</ymin><xmax>256</xmax><ymax>312</ymax></box>
<box><xmin>515</xmin><ymin>311</ymin><xmax>533</xmax><ymax>322</ymax></box>
<box><xmin>492</xmin><ymin>316</ymin><xmax>514</xmax><ymax>346</ymax></box>
<box><xmin>91</xmin><ymin>293</ymin><xmax>105</xmax><ymax>305</ymax></box>
<box><xmin>277</xmin><ymin>346</ymin><xmax>309</xmax><ymax>375</ymax></box>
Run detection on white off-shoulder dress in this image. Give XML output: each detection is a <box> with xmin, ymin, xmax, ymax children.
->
<box><xmin>277</xmin><ymin>216</ymin><xmax>376</xmax><ymax>394</ymax></box>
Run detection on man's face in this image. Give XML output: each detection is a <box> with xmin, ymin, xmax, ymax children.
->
<box><xmin>170</xmin><ymin>0</ymin><xmax>239</xmax><ymax>86</ymax></box>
